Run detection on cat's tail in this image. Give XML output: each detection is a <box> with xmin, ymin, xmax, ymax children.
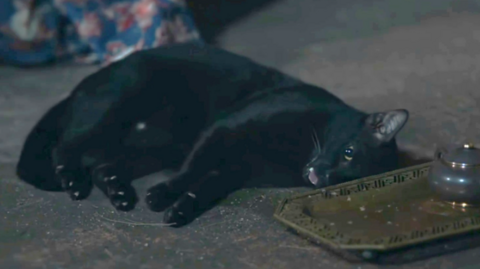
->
<box><xmin>16</xmin><ymin>98</ymin><xmax>70</xmax><ymax>191</ymax></box>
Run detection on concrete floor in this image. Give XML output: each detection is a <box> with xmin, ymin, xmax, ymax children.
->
<box><xmin>2</xmin><ymin>0</ymin><xmax>480</xmax><ymax>268</ymax></box>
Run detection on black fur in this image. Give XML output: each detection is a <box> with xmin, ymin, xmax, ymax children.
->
<box><xmin>16</xmin><ymin>43</ymin><xmax>409</xmax><ymax>227</ymax></box>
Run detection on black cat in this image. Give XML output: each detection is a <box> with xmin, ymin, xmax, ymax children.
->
<box><xmin>16</xmin><ymin>42</ymin><xmax>408</xmax><ymax>227</ymax></box>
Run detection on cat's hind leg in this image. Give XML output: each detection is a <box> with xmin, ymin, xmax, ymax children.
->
<box><xmin>17</xmin><ymin>99</ymin><xmax>70</xmax><ymax>191</ymax></box>
<box><xmin>90</xmin><ymin>158</ymin><xmax>138</xmax><ymax>211</ymax></box>
<box><xmin>52</xmin><ymin>141</ymin><xmax>96</xmax><ymax>201</ymax></box>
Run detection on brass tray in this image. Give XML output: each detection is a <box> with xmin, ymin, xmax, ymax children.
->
<box><xmin>274</xmin><ymin>163</ymin><xmax>480</xmax><ymax>257</ymax></box>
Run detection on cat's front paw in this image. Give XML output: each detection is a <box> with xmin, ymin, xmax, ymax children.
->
<box><xmin>145</xmin><ymin>183</ymin><xmax>183</xmax><ymax>212</ymax></box>
<box><xmin>163</xmin><ymin>193</ymin><xmax>197</xmax><ymax>227</ymax></box>
<box><xmin>56</xmin><ymin>167</ymin><xmax>93</xmax><ymax>200</ymax></box>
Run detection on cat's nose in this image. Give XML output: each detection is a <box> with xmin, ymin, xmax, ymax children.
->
<box><xmin>320</xmin><ymin>174</ymin><xmax>330</xmax><ymax>187</ymax></box>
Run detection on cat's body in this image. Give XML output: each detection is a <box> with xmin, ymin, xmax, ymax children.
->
<box><xmin>17</xmin><ymin>43</ymin><xmax>408</xmax><ymax>227</ymax></box>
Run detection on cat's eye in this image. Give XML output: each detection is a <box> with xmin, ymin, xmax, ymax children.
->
<box><xmin>344</xmin><ymin>146</ymin><xmax>354</xmax><ymax>161</ymax></box>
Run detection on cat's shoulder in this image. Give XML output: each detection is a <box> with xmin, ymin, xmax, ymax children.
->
<box><xmin>211</xmin><ymin>88</ymin><xmax>316</xmax><ymax>129</ymax></box>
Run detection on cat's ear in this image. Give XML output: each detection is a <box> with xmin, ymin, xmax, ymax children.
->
<box><xmin>364</xmin><ymin>109</ymin><xmax>409</xmax><ymax>145</ymax></box>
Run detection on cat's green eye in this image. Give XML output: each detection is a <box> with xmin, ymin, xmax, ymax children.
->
<box><xmin>344</xmin><ymin>146</ymin><xmax>354</xmax><ymax>161</ymax></box>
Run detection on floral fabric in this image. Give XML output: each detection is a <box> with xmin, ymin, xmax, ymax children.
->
<box><xmin>0</xmin><ymin>0</ymin><xmax>202</xmax><ymax>66</ymax></box>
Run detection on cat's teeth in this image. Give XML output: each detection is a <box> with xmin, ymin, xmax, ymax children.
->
<box><xmin>122</xmin><ymin>202</ymin><xmax>128</xmax><ymax>206</ymax></box>
<box><xmin>118</xmin><ymin>191</ymin><xmax>124</xmax><ymax>195</ymax></box>
<box><xmin>73</xmin><ymin>192</ymin><xmax>79</xmax><ymax>197</ymax></box>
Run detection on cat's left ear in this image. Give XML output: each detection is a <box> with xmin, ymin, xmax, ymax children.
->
<box><xmin>364</xmin><ymin>109</ymin><xmax>409</xmax><ymax>145</ymax></box>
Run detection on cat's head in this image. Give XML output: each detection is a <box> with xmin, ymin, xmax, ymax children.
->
<box><xmin>303</xmin><ymin>109</ymin><xmax>409</xmax><ymax>188</ymax></box>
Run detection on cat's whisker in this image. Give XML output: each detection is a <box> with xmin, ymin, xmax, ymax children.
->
<box><xmin>312</xmin><ymin>128</ymin><xmax>321</xmax><ymax>153</ymax></box>
<box><xmin>311</xmin><ymin>133</ymin><xmax>319</xmax><ymax>152</ymax></box>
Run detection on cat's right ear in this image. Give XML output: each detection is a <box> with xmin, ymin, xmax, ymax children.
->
<box><xmin>363</xmin><ymin>109</ymin><xmax>409</xmax><ymax>146</ymax></box>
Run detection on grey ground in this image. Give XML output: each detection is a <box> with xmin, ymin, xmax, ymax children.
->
<box><xmin>2</xmin><ymin>0</ymin><xmax>480</xmax><ymax>268</ymax></box>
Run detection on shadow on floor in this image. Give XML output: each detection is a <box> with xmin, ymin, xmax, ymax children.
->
<box><xmin>290</xmin><ymin>228</ymin><xmax>480</xmax><ymax>265</ymax></box>
<box><xmin>397</xmin><ymin>149</ymin><xmax>432</xmax><ymax>168</ymax></box>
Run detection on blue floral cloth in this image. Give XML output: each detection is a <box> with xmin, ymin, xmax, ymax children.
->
<box><xmin>0</xmin><ymin>0</ymin><xmax>202</xmax><ymax>66</ymax></box>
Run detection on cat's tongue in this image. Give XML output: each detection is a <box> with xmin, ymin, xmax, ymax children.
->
<box><xmin>308</xmin><ymin>168</ymin><xmax>319</xmax><ymax>185</ymax></box>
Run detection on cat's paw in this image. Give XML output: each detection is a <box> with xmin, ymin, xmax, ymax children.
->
<box><xmin>163</xmin><ymin>207</ymin><xmax>189</xmax><ymax>227</ymax></box>
<box><xmin>145</xmin><ymin>183</ymin><xmax>183</xmax><ymax>212</ymax></box>
<box><xmin>56</xmin><ymin>168</ymin><xmax>93</xmax><ymax>200</ymax></box>
<box><xmin>163</xmin><ymin>193</ymin><xmax>197</xmax><ymax>227</ymax></box>
<box><xmin>108</xmin><ymin>184</ymin><xmax>138</xmax><ymax>211</ymax></box>
<box><xmin>91</xmin><ymin>163</ymin><xmax>138</xmax><ymax>211</ymax></box>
